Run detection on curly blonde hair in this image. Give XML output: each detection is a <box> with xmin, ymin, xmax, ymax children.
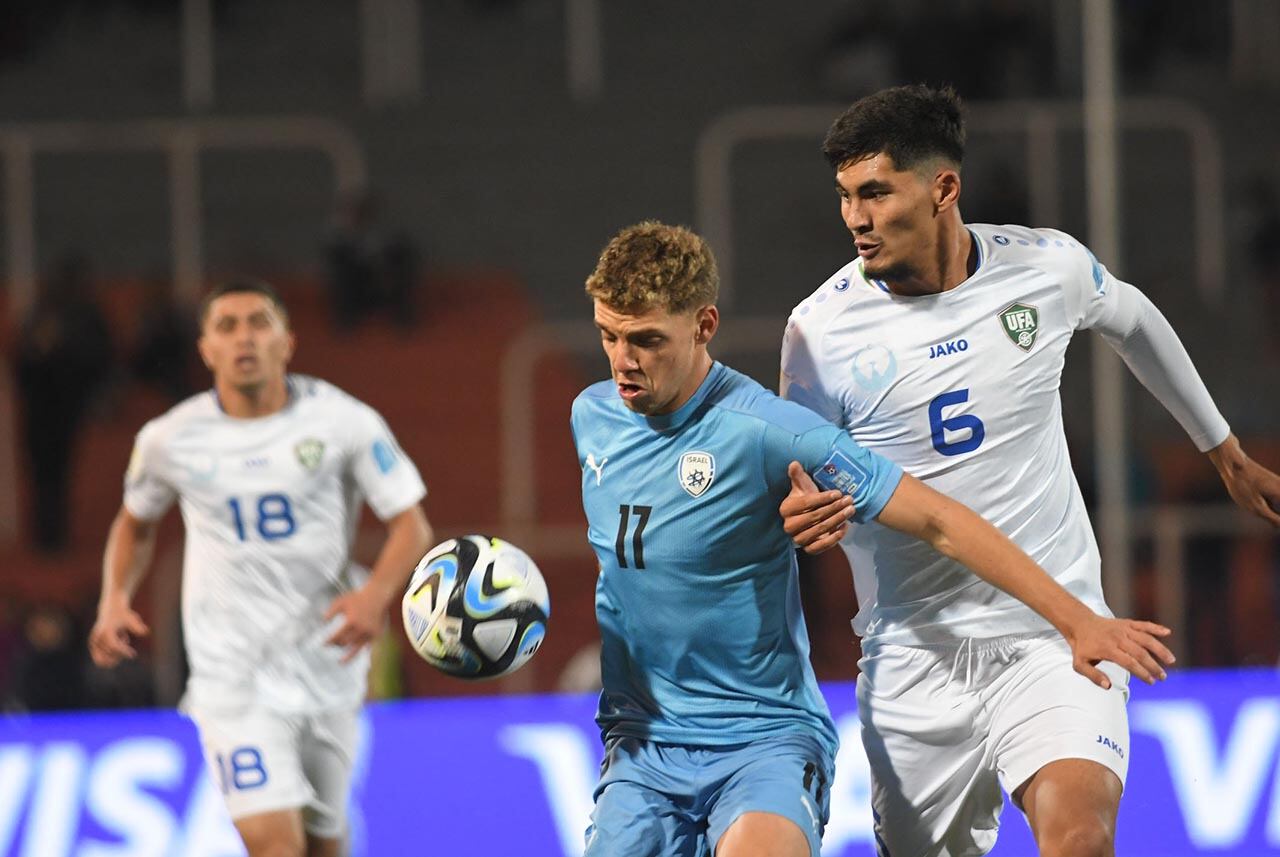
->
<box><xmin>585</xmin><ymin>221</ymin><xmax>719</xmax><ymax>314</ymax></box>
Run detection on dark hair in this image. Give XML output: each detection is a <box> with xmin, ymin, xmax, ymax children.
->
<box><xmin>822</xmin><ymin>84</ymin><xmax>965</xmax><ymax>173</ymax></box>
<box><xmin>585</xmin><ymin>221</ymin><xmax>719</xmax><ymax>314</ymax></box>
<box><xmin>199</xmin><ymin>279</ymin><xmax>290</xmax><ymax>327</ymax></box>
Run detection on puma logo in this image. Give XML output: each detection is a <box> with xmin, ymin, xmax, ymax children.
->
<box><xmin>585</xmin><ymin>453</ymin><xmax>608</xmax><ymax>486</ymax></box>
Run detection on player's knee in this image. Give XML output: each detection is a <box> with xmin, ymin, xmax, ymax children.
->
<box><xmin>1040</xmin><ymin>819</ymin><xmax>1114</xmax><ymax>857</ymax></box>
<box><xmin>246</xmin><ymin>844</ymin><xmax>305</xmax><ymax>857</ymax></box>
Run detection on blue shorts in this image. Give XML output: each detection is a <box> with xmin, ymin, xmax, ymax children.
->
<box><xmin>584</xmin><ymin>732</ymin><xmax>832</xmax><ymax>857</ymax></box>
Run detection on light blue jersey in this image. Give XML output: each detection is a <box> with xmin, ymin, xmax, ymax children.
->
<box><xmin>571</xmin><ymin>361</ymin><xmax>903</xmax><ymax>756</ymax></box>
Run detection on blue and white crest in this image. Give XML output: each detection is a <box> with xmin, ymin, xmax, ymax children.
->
<box><xmin>678</xmin><ymin>451</ymin><xmax>715</xmax><ymax>498</ymax></box>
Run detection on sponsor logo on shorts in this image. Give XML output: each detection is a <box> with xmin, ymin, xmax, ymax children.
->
<box><xmin>1097</xmin><ymin>734</ymin><xmax>1125</xmax><ymax>758</ymax></box>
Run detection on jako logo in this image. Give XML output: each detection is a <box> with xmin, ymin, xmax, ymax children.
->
<box><xmin>1096</xmin><ymin>735</ymin><xmax>1125</xmax><ymax>758</ymax></box>
<box><xmin>929</xmin><ymin>339</ymin><xmax>969</xmax><ymax>359</ymax></box>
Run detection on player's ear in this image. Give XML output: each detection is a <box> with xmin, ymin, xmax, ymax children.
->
<box><xmin>283</xmin><ymin>330</ymin><xmax>297</xmax><ymax>363</ymax></box>
<box><xmin>694</xmin><ymin>305</ymin><xmax>719</xmax><ymax>345</ymax></box>
<box><xmin>934</xmin><ymin>167</ymin><xmax>961</xmax><ymax>213</ymax></box>
<box><xmin>196</xmin><ymin>335</ymin><xmax>213</xmax><ymax>370</ymax></box>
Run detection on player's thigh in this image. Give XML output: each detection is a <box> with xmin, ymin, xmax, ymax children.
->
<box><xmin>1016</xmin><ymin>757</ymin><xmax>1121</xmax><ymax>855</ymax></box>
<box><xmin>233</xmin><ymin>808</ymin><xmax>306</xmax><ymax>857</ymax></box>
<box><xmin>297</xmin><ymin>709</ymin><xmax>360</xmax><ymax>840</ymax></box>
<box><xmin>857</xmin><ymin>647</ymin><xmax>1003</xmax><ymax>857</ymax></box>
<box><xmin>586</xmin><ymin>738</ymin><xmax>702</xmax><ymax>857</ymax></box>
<box><xmin>304</xmin><ymin>832</ymin><xmax>344</xmax><ymax>857</ymax></box>
<box><xmin>993</xmin><ymin>635</ymin><xmax>1131</xmax><ymax>805</ymax></box>
<box><xmin>191</xmin><ymin>708</ymin><xmax>313</xmax><ymax>829</ymax></box>
<box><xmin>715</xmin><ymin>812</ymin><xmax>810</xmax><ymax>857</ymax></box>
<box><xmin>705</xmin><ymin>734</ymin><xmax>831</xmax><ymax>857</ymax></box>
<box><xmin>586</xmin><ymin>779</ymin><xmax>702</xmax><ymax>857</ymax></box>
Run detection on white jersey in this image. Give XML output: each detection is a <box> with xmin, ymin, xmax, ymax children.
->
<box><xmin>124</xmin><ymin>375</ymin><xmax>426</xmax><ymax>714</ymax></box>
<box><xmin>781</xmin><ymin>224</ymin><xmax>1229</xmax><ymax>645</ymax></box>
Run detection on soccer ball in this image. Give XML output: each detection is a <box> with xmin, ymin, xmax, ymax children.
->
<box><xmin>401</xmin><ymin>535</ymin><xmax>550</xmax><ymax>679</ymax></box>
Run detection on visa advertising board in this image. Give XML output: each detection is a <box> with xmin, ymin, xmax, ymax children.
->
<box><xmin>0</xmin><ymin>670</ymin><xmax>1277</xmax><ymax>856</ymax></box>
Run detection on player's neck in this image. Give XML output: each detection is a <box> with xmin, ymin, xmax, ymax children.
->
<box><xmin>659</xmin><ymin>351</ymin><xmax>714</xmax><ymax>416</ymax></box>
<box><xmin>214</xmin><ymin>375</ymin><xmax>290</xmax><ymax>418</ymax></box>
<box><xmin>883</xmin><ymin>220</ymin><xmax>974</xmax><ymax>297</ymax></box>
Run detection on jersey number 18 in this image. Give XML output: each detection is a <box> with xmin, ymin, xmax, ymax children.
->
<box><xmin>227</xmin><ymin>493</ymin><xmax>297</xmax><ymax>541</ymax></box>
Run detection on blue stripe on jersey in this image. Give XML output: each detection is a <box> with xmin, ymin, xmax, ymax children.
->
<box><xmin>571</xmin><ymin>362</ymin><xmax>902</xmax><ymax>755</ymax></box>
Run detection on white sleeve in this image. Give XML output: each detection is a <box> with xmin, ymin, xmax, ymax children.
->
<box><xmin>780</xmin><ymin>318</ymin><xmax>845</xmax><ymax>427</ymax></box>
<box><xmin>1065</xmin><ymin>244</ymin><xmax>1231</xmax><ymax>452</ymax></box>
<box><xmin>122</xmin><ymin>422</ymin><xmax>177</xmax><ymax>521</ymax></box>
<box><xmin>346</xmin><ymin>403</ymin><xmax>427</xmax><ymax>520</ymax></box>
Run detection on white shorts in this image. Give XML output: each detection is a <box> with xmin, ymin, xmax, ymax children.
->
<box><xmin>856</xmin><ymin>632</ymin><xmax>1130</xmax><ymax>857</ymax></box>
<box><xmin>189</xmin><ymin>706</ymin><xmax>359</xmax><ymax>839</ymax></box>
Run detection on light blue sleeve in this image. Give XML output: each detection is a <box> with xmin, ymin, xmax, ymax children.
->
<box><xmin>754</xmin><ymin>395</ymin><xmax>903</xmax><ymax>524</ymax></box>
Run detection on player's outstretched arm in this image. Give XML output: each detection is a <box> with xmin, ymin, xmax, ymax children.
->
<box><xmin>325</xmin><ymin>504</ymin><xmax>434</xmax><ymax>662</ymax></box>
<box><xmin>779</xmin><ymin>461</ymin><xmax>855</xmax><ymax>554</ymax></box>
<box><xmin>875</xmin><ymin>474</ymin><xmax>1177</xmax><ymax>688</ymax></box>
<box><xmin>1207</xmin><ymin>433</ymin><xmax>1280</xmax><ymax>528</ymax></box>
<box><xmin>89</xmin><ymin>506</ymin><xmax>156</xmax><ymax>668</ymax></box>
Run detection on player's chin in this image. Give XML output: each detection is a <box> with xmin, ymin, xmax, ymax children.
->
<box><xmin>863</xmin><ymin>257</ymin><xmax>911</xmax><ymax>282</ymax></box>
<box><xmin>621</xmin><ymin>396</ymin><xmax>655</xmax><ymax>414</ymax></box>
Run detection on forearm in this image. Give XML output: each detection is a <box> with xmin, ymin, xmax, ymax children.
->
<box><xmin>363</xmin><ymin>506</ymin><xmax>433</xmax><ymax>607</ymax></box>
<box><xmin>1096</xmin><ymin>283</ymin><xmax>1229</xmax><ymax>451</ymax></box>
<box><xmin>925</xmin><ymin>500</ymin><xmax>1096</xmax><ymax>638</ymax></box>
<box><xmin>100</xmin><ymin>509</ymin><xmax>156</xmax><ymax>609</ymax></box>
<box><xmin>879</xmin><ymin>477</ymin><xmax>1096</xmax><ymax>638</ymax></box>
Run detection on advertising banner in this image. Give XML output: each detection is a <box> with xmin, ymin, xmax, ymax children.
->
<box><xmin>0</xmin><ymin>670</ymin><xmax>1276</xmax><ymax>855</ymax></box>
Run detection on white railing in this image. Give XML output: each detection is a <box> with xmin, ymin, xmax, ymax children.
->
<box><xmin>497</xmin><ymin>320</ymin><xmax>1276</xmax><ymax>657</ymax></box>
<box><xmin>0</xmin><ymin>116</ymin><xmax>368</xmax><ymax>321</ymax></box>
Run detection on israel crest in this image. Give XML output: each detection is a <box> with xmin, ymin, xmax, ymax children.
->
<box><xmin>294</xmin><ymin>438</ymin><xmax>325</xmax><ymax>471</ymax></box>
<box><xmin>678</xmin><ymin>451</ymin><xmax>715</xmax><ymax>498</ymax></box>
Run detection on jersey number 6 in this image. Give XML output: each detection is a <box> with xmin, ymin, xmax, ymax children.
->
<box><xmin>928</xmin><ymin>388</ymin><xmax>986</xmax><ymax>456</ymax></box>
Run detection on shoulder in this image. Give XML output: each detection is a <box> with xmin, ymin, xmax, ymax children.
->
<box><xmin>972</xmin><ymin>223</ymin><xmax>1099</xmax><ymax>283</ymax></box>
<box><xmin>293</xmin><ymin>375</ymin><xmax>381</xmax><ymax>421</ymax></box>
<box><xmin>293</xmin><ymin>374</ymin><xmax>357</xmax><ymax>407</ymax></box>
<box><xmin>572</xmin><ymin>380</ymin><xmax>619</xmax><ymax>414</ymax></box>
<box><xmin>710</xmin><ymin>367</ymin><xmax>832</xmax><ymax>437</ymax></box>
<box><xmin>138</xmin><ymin>390</ymin><xmax>217</xmax><ymax>444</ymax></box>
<box><xmin>786</xmin><ymin>259</ymin><xmax>864</xmax><ymax>335</ymax></box>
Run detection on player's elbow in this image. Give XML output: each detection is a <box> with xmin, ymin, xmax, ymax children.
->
<box><xmin>117</xmin><ymin>507</ymin><xmax>157</xmax><ymax>545</ymax></box>
<box><xmin>398</xmin><ymin>505</ymin><xmax>433</xmax><ymax>554</ymax></box>
<box><xmin>920</xmin><ymin>505</ymin><xmax>966</xmax><ymax>561</ymax></box>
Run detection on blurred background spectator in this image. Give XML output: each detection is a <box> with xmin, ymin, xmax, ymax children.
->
<box><xmin>129</xmin><ymin>275</ymin><xmax>199</xmax><ymax>403</ymax></box>
<box><xmin>323</xmin><ymin>189</ymin><xmax>423</xmax><ymax>334</ymax></box>
<box><xmin>14</xmin><ymin>256</ymin><xmax>113</xmax><ymax>553</ymax></box>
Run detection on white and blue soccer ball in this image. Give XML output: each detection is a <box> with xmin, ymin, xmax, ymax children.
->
<box><xmin>401</xmin><ymin>535</ymin><xmax>550</xmax><ymax>679</ymax></box>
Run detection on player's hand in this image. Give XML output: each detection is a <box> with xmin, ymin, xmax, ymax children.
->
<box><xmin>324</xmin><ymin>587</ymin><xmax>388</xmax><ymax>663</ymax></box>
<box><xmin>780</xmin><ymin>461</ymin><xmax>855</xmax><ymax>555</ymax></box>
<box><xmin>88</xmin><ymin>597</ymin><xmax>149</xmax><ymax>668</ymax></box>
<box><xmin>1209</xmin><ymin>435</ymin><xmax>1280</xmax><ymax>528</ymax></box>
<box><xmin>1066</xmin><ymin>616</ymin><xmax>1176</xmax><ymax>689</ymax></box>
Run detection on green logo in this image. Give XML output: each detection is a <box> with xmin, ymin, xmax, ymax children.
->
<box><xmin>295</xmin><ymin>438</ymin><xmax>325</xmax><ymax>471</ymax></box>
<box><xmin>999</xmin><ymin>302</ymin><xmax>1040</xmax><ymax>352</ymax></box>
